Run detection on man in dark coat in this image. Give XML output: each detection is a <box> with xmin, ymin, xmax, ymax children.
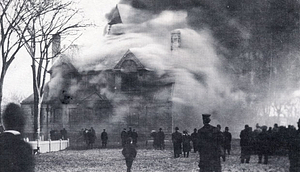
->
<box><xmin>172</xmin><ymin>127</ymin><xmax>182</xmax><ymax>158</ymax></box>
<box><xmin>122</xmin><ymin>137</ymin><xmax>137</xmax><ymax>172</ymax></box>
<box><xmin>257</xmin><ymin>125</ymin><xmax>270</xmax><ymax>164</ymax></box>
<box><xmin>288</xmin><ymin>118</ymin><xmax>300</xmax><ymax>172</ymax></box>
<box><xmin>191</xmin><ymin>128</ymin><xmax>198</xmax><ymax>153</ymax></box>
<box><xmin>223</xmin><ymin>127</ymin><xmax>232</xmax><ymax>155</ymax></box>
<box><xmin>131</xmin><ymin>129</ymin><xmax>138</xmax><ymax>146</ymax></box>
<box><xmin>0</xmin><ymin>103</ymin><xmax>35</xmax><ymax>172</ymax></box>
<box><xmin>121</xmin><ymin>128</ymin><xmax>128</xmax><ymax>147</ymax></box>
<box><xmin>182</xmin><ymin>130</ymin><xmax>191</xmax><ymax>158</ymax></box>
<box><xmin>240</xmin><ymin>124</ymin><xmax>252</xmax><ymax>163</ymax></box>
<box><xmin>157</xmin><ymin>128</ymin><xmax>165</xmax><ymax>150</ymax></box>
<box><xmin>150</xmin><ymin>130</ymin><xmax>158</xmax><ymax>149</ymax></box>
<box><xmin>101</xmin><ymin>129</ymin><xmax>108</xmax><ymax>148</ymax></box>
<box><xmin>198</xmin><ymin>114</ymin><xmax>222</xmax><ymax>172</ymax></box>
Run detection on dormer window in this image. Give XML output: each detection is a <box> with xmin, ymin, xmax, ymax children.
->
<box><xmin>121</xmin><ymin>60</ymin><xmax>139</xmax><ymax>91</ymax></box>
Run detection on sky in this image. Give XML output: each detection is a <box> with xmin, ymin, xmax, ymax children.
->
<box><xmin>3</xmin><ymin>0</ymin><xmax>119</xmax><ymax>104</ymax></box>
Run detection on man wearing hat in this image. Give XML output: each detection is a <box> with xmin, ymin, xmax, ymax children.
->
<box><xmin>288</xmin><ymin>118</ymin><xmax>300</xmax><ymax>172</ymax></box>
<box><xmin>198</xmin><ymin>114</ymin><xmax>222</xmax><ymax>172</ymax></box>
<box><xmin>157</xmin><ymin>128</ymin><xmax>165</xmax><ymax>150</ymax></box>
<box><xmin>172</xmin><ymin>127</ymin><xmax>183</xmax><ymax>158</ymax></box>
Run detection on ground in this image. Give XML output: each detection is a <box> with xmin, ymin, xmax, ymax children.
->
<box><xmin>35</xmin><ymin>146</ymin><xmax>290</xmax><ymax>172</ymax></box>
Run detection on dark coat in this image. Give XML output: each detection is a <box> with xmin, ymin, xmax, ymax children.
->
<box><xmin>122</xmin><ymin>143</ymin><xmax>137</xmax><ymax>161</ymax></box>
<box><xmin>223</xmin><ymin>131</ymin><xmax>232</xmax><ymax>148</ymax></box>
<box><xmin>198</xmin><ymin>124</ymin><xmax>222</xmax><ymax>170</ymax></box>
<box><xmin>288</xmin><ymin>129</ymin><xmax>300</xmax><ymax>172</ymax></box>
<box><xmin>182</xmin><ymin>134</ymin><xmax>191</xmax><ymax>152</ymax></box>
<box><xmin>172</xmin><ymin>131</ymin><xmax>183</xmax><ymax>154</ymax></box>
<box><xmin>0</xmin><ymin>132</ymin><xmax>35</xmax><ymax>172</ymax></box>
<box><xmin>101</xmin><ymin>131</ymin><xmax>108</xmax><ymax>141</ymax></box>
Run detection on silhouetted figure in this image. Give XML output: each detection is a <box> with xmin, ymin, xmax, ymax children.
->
<box><xmin>223</xmin><ymin>127</ymin><xmax>232</xmax><ymax>155</ymax></box>
<box><xmin>198</xmin><ymin>114</ymin><xmax>222</xmax><ymax>172</ymax></box>
<box><xmin>157</xmin><ymin>128</ymin><xmax>165</xmax><ymax>150</ymax></box>
<box><xmin>257</xmin><ymin>126</ymin><xmax>270</xmax><ymax>164</ymax></box>
<box><xmin>150</xmin><ymin>130</ymin><xmax>158</xmax><ymax>149</ymax></box>
<box><xmin>131</xmin><ymin>129</ymin><xmax>138</xmax><ymax>146</ymax></box>
<box><xmin>288</xmin><ymin>118</ymin><xmax>300</xmax><ymax>172</ymax></box>
<box><xmin>121</xmin><ymin>128</ymin><xmax>127</xmax><ymax>147</ymax></box>
<box><xmin>87</xmin><ymin>128</ymin><xmax>96</xmax><ymax>149</ymax></box>
<box><xmin>101</xmin><ymin>129</ymin><xmax>108</xmax><ymax>148</ymax></box>
<box><xmin>191</xmin><ymin>128</ymin><xmax>198</xmax><ymax>153</ymax></box>
<box><xmin>0</xmin><ymin>103</ymin><xmax>35</xmax><ymax>172</ymax></box>
<box><xmin>127</xmin><ymin>127</ymin><xmax>133</xmax><ymax>138</ymax></box>
<box><xmin>182</xmin><ymin>130</ymin><xmax>191</xmax><ymax>158</ymax></box>
<box><xmin>240</xmin><ymin>125</ymin><xmax>252</xmax><ymax>163</ymax></box>
<box><xmin>172</xmin><ymin>127</ymin><xmax>182</xmax><ymax>158</ymax></box>
<box><xmin>60</xmin><ymin>128</ymin><xmax>68</xmax><ymax>140</ymax></box>
<box><xmin>217</xmin><ymin>124</ymin><xmax>225</xmax><ymax>162</ymax></box>
<box><xmin>122</xmin><ymin>137</ymin><xmax>137</xmax><ymax>172</ymax></box>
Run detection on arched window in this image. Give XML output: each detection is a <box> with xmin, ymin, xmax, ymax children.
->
<box><xmin>120</xmin><ymin>60</ymin><xmax>139</xmax><ymax>91</ymax></box>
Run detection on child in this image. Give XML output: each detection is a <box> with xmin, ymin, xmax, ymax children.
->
<box><xmin>122</xmin><ymin>137</ymin><xmax>137</xmax><ymax>172</ymax></box>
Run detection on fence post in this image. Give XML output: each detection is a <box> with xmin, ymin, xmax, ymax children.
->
<box><xmin>60</xmin><ymin>139</ymin><xmax>62</xmax><ymax>151</ymax></box>
<box><xmin>49</xmin><ymin>139</ymin><xmax>51</xmax><ymax>152</ymax></box>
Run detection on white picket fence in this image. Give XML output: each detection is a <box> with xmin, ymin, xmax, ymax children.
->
<box><xmin>28</xmin><ymin>139</ymin><xmax>69</xmax><ymax>153</ymax></box>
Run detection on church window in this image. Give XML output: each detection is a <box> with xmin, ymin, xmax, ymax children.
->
<box><xmin>120</xmin><ymin>60</ymin><xmax>139</xmax><ymax>91</ymax></box>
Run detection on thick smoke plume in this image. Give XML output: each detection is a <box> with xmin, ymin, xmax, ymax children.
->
<box><xmin>47</xmin><ymin>0</ymin><xmax>300</xmax><ymax>135</ymax></box>
<box><xmin>101</xmin><ymin>0</ymin><xmax>300</xmax><ymax>130</ymax></box>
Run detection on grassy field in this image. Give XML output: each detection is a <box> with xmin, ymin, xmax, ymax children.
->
<box><xmin>34</xmin><ymin>146</ymin><xmax>290</xmax><ymax>172</ymax></box>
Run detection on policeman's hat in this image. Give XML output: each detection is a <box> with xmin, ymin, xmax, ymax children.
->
<box><xmin>202</xmin><ymin>114</ymin><xmax>211</xmax><ymax>118</ymax></box>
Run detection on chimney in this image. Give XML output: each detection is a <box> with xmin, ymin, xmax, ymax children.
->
<box><xmin>52</xmin><ymin>34</ymin><xmax>61</xmax><ymax>63</ymax></box>
<box><xmin>171</xmin><ymin>30</ymin><xmax>181</xmax><ymax>51</ymax></box>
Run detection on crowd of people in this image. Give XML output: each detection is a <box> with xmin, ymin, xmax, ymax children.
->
<box><xmin>1</xmin><ymin>102</ymin><xmax>300</xmax><ymax>172</ymax></box>
<box><xmin>121</xmin><ymin>127</ymin><xmax>138</xmax><ymax>147</ymax></box>
<box><xmin>49</xmin><ymin>128</ymin><xmax>68</xmax><ymax>140</ymax></box>
<box><xmin>150</xmin><ymin>128</ymin><xmax>165</xmax><ymax>150</ymax></box>
<box><xmin>239</xmin><ymin>122</ymin><xmax>300</xmax><ymax>171</ymax></box>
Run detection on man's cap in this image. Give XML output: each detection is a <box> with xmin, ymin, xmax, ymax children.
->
<box><xmin>175</xmin><ymin>127</ymin><xmax>179</xmax><ymax>130</ymax></box>
<box><xmin>159</xmin><ymin>128</ymin><xmax>162</xmax><ymax>130</ymax></box>
<box><xmin>202</xmin><ymin>114</ymin><xmax>211</xmax><ymax>118</ymax></box>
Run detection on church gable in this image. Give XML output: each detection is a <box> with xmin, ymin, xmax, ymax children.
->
<box><xmin>114</xmin><ymin>50</ymin><xmax>145</xmax><ymax>71</ymax></box>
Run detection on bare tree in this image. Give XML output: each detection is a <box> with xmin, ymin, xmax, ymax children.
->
<box><xmin>0</xmin><ymin>0</ymin><xmax>37</xmax><ymax>118</ymax></box>
<box><xmin>22</xmin><ymin>0</ymin><xmax>84</xmax><ymax>139</ymax></box>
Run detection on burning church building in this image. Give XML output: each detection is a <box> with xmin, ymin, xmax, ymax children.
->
<box><xmin>21</xmin><ymin>3</ymin><xmax>242</xmax><ymax>143</ymax></box>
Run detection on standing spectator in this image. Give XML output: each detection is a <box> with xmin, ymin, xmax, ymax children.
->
<box><xmin>288</xmin><ymin>119</ymin><xmax>300</xmax><ymax>172</ymax></box>
<box><xmin>198</xmin><ymin>114</ymin><xmax>222</xmax><ymax>172</ymax></box>
<box><xmin>172</xmin><ymin>127</ymin><xmax>183</xmax><ymax>158</ymax></box>
<box><xmin>60</xmin><ymin>128</ymin><xmax>68</xmax><ymax>140</ymax></box>
<box><xmin>87</xmin><ymin>128</ymin><xmax>96</xmax><ymax>149</ymax></box>
<box><xmin>101</xmin><ymin>129</ymin><xmax>108</xmax><ymax>148</ymax></box>
<box><xmin>240</xmin><ymin>124</ymin><xmax>252</xmax><ymax>163</ymax></box>
<box><xmin>121</xmin><ymin>128</ymin><xmax>128</xmax><ymax>147</ymax></box>
<box><xmin>150</xmin><ymin>130</ymin><xmax>158</xmax><ymax>149</ymax></box>
<box><xmin>0</xmin><ymin>103</ymin><xmax>35</xmax><ymax>172</ymax></box>
<box><xmin>257</xmin><ymin>125</ymin><xmax>270</xmax><ymax>164</ymax></box>
<box><xmin>223</xmin><ymin>127</ymin><xmax>232</xmax><ymax>155</ymax></box>
<box><xmin>191</xmin><ymin>128</ymin><xmax>198</xmax><ymax>153</ymax></box>
<box><xmin>182</xmin><ymin>130</ymin><xmax>191</xmax><ymax>158</ymax></box>
<box><xmin>131</xmin><ymin>129</ymin><xmax>138</xmax><ymax>146</ymax></box>
<box><xmin>127</xmin><ymin>127</ymin><xmax>133</xmax><ymax>138</ymax></box>
<box><xmin>217</xmin><ymin>124</ymin><xmax>225</xmax><ymax>162</ymax></box>
<box><xmin>157</xmin><ymin>128</ymin><xmax>165</xmax><ymax>150</ymax></box>
<box><xmin>122</xmin><ymin>137</ymin><xmax>137</xmax><ymax>172</ymax></box>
